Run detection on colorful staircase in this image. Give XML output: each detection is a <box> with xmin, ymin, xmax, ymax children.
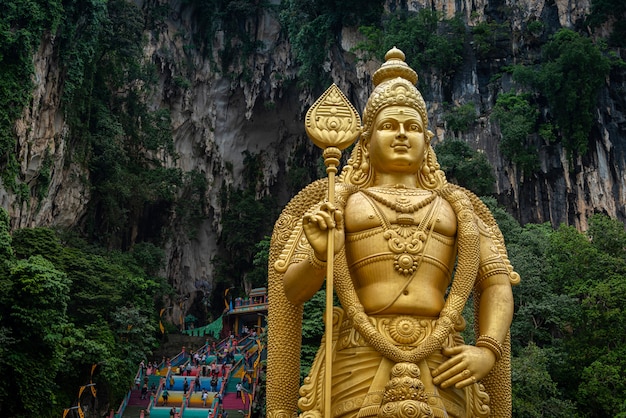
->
<box><xmin>116</xmin><ymin>334</ymin><xmax>264</xmax><ymax>418</ymax></box>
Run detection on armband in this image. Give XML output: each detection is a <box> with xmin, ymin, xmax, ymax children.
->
<box><xmin>476</xmin><ymin>335</ymin><xmax>503</xmax><ymax>361</ymax></box>
<box><xmin>475</xmin><ymin>260</ymin><xmax>509</xmax><ymax>291</ymax></box>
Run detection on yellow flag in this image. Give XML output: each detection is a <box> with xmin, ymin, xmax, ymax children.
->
<box><xmin>160</xmin><ymin>321</ymin><xmax>165</xmax><ymax>334</ymax></box>
<box><xmin>78</xmin><ymin>406</ymin><xmax>85</xmax><ymax>418</ymax></box>
<box><xmin>63</xmin><ymin>409</ymin><xmax>69</xmax><ymax>418</ymax></box>
<box><xmin>91</xmin><ymin>385</ymin><xmax>97</xmax><ymax>397</ymax></box>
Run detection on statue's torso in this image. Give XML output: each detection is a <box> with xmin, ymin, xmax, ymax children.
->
<box><xmin>344</xmin><ymin>187</ymin><xmax>457</xmax><ymax>317</ymax></box>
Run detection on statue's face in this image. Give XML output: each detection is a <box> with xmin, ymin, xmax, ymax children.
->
<box><xmin>367</xmin><ymin>105</ymin><xmax>426</xmax><ymax>175</ymax></box>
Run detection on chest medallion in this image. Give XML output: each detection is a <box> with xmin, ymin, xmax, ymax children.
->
<box><xmin>361</xmin><ymin>187</ymin><xmax>440</xmax><ymax>276</ymax></box>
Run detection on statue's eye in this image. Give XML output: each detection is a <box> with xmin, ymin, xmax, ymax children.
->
<box><xmin>381</xmin><ymin>122</ymin><xmax>393</xmax><ymax>130</ymax></box>
<box><xmin>409</xmin><ymin>123</ymin><xmax>421</xmax><ymax>132</ymax></box>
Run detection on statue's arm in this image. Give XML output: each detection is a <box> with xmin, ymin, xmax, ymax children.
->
<box><xmin>476</xmin><ymin>282</ymin><xmax>514</xmax><ymax>345</ymax></box>
<box><xmin>474</xmin><ymin>216</ymin><xmax>515</xmax><ymax>346</ymax></box>
<box><xmin>283</xmin><ymin>255</ymin><xmax>327</xmax><ymax>305</ymax></box>
<box><xmin>283</xmin><ymin>201</ymin><xmax>345</xmax><ymax>305</ymax></box>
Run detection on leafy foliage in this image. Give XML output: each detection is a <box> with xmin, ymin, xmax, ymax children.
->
<box><xmin>53</xmin><ymin>0</ymin><xmax>186</xmax><ymax>249</ymax></box>
<box><xmin>435</xmin><ymin>140</ymin><xmax>495</xmax><ymax>196</ymax></box>
<box><xmin>247</xmin><ymin>236</ymin><xmax>271</xmax><ymax>290</ymax></box>
<box><xmin>587</xmin><ymin>0</ymin><xmax>626</xmax><ymax>47</ymax></box>
<box><xmin>300</xmin><ymin>290</ymin><xmax>326</xmax><ymax>379</ymax></box>
<box><xmin>0</xmin><ymin>216</ymin><xmax>167</xmax><ymax>416</ymax></box>
<box><xmin>280</xmin><ymin>0</ymin><xmax>383</xmax><ymax>90</ymax></box>
<box><xmin>443</xmin><ymin>103</ymin><xmax>477</xmax><ymax>135</ymax></box>
<box><xmin>510</xmin><ymin>29</ymin><xmax>612</xmax><ymax>157</ymax></box>
<box><xmin>492</xmin><ymin>92</ymin><xmax>540</xmax><ymax>172</ymax></box>
<box><xmin>182</xmin><ymin>0</ymin><xmax>267</xmax><ymax>76</ymax></box>
<box><xmin>355</xmin><ymin>9</ymin><xmax>466</xmax><ymax>92</ymax></box>
<box><xmin>543</xmin><ymin>216</ymin><xmax>626</xmax><ymax>416</ymax></box>
<box><xmin>472</xmin><ymin>20</ymin><xmax>511</xmax><ymax>58</ymax></box>
<box><xmin>512</xmin><ymin>343</ymin><xmax>578</xmax><ymax>417</ymax></box>
<box><xmin>475</xmin><ymin>198</ymin><xmax>626</xmax><ymax>416</ymax></box>
<box><xmin>0</xmin><ymin>0</ymin><xmax>63</xmax><ymax>194</ymax></box>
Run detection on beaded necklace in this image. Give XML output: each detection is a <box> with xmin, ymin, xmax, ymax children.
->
<box><xmin>361</xmin><ymin>187</ymin><xmax>437</xmax><ymax>225</ymax></box>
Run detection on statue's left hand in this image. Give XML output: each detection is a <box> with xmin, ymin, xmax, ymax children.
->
<box><xmin>431</xmin><ymin>345</ymin><xmax>496</xmax><ymax>389</ymax></box>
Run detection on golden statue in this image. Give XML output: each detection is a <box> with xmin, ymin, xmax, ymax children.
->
<box><xmin>267</xmin><ymin>48</ymin><xmax>519</xmax><ymax>418</ymax></box>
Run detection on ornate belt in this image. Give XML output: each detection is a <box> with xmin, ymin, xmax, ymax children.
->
<box><xmin>336</xmin><ymin>315</ymin><xmax>464</xmax><ymax>351</ymax></box>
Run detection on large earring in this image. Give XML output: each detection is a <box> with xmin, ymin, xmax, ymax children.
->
<box><xmin>426</xmin><ymin>130</ymin><xmax>434</xmax><ymax>144</ymax></box>
<box><xmin>421</xmin><ymin>150</ymin><xmax>431</xmax><ymax>176</ymax></box>
<box><xmin>360</xmin><ymin>144</ymin><xmax>369</xmax><ymax>172</ymax></box>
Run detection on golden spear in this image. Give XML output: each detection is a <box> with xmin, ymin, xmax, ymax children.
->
<box><xmin>304</xmin><ymin>84</ymin><xmax>361</xmax><ymax>418</ymax></box>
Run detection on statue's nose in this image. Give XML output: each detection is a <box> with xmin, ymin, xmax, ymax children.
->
<box><xmin>397</xmin><ymin>123</ymin><xmax>407</xmax><ymax>138</ymax></box>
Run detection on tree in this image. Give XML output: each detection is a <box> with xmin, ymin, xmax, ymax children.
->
<box><xmin>506</xmin><ymin>223</ymin><xmax>578</xmax><ymax>352</ymax></box>
<box><xmin>545</xmin><ymin>216</ymin><xmax>626</xmax><ymax>416</ymax></box>
<box><xmin>443</xmin><ymin>103</ymin><xmax>477</xmax><ymax>135</ymax></box>
<box><xmin>511</xmin><ymin>29</ymin><xmax>612</xmax><ymax>156</ymax></box>
<box><xmin>2</xmin><ymin>255</ymin><xmax>70</xmax><ymax>417</ymax></box>
<box><xmin>512</xmin><ymin>343</ymin><xmax>578</xmax><ymax>417</ymax></box>
<box><xmin>300</xmin><ymin>290</ymin><xmax>326</xmax><ymax>379</ymax></box>
<box><xmin>6</xmin><ymin>225</ymin><xmax>166</xmax><ymax>412</ymax></box>
<box><xmin>492</xmin><ymin>93</ymin><xmax>539</xmax><ymax>173</ymax></box>
<box><xmin>586</xmin><ymin>212</ymin><xmax>626</xmax><ymax>257</ymax></box>
<box><xmin>435</xmin><ymin>140</ymin><xmax>495</xmax><ymax>196</ymax></box>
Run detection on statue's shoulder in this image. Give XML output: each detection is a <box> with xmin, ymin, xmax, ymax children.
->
<box><xmin>441</xmin><ymin>184</ymin><xmax>496</xmax><ymax>227</ymax></box>
<box><xmin>442</xmin><ymin>183</ymin><xmax>521</xmax><ymax>286</ymax></box>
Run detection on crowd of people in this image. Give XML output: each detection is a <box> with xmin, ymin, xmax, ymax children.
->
<box><xmin>131</xmin><ymin>328</ymin><xmax>259</xmax><ymax>417</ymax></box>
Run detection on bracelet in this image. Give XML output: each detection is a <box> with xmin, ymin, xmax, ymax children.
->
<box><xmin>307</xmin><ymin>246</ymin><xmax>326</xmax><ymax>270</ymax></box>
<box><xmin>476</xmin><ymin>335</ymin><xmax>503</xmax><ymax>361</ymax></box>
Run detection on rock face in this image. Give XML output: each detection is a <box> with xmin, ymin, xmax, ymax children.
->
<box><xmin>2</xmin><ymin>0</ymin><xmax>625</xmax><ymax>315</ymax></box>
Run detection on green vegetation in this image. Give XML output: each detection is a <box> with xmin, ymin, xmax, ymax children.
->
<box><xmin>434</xmin><ymin>139</ymin><xmax>495</xmax><ymax>196</ymax></box>
<box><xmin>526</xmin><ymin>20</ymin><xmax>545</xmax><ymax>38</ymax></box>
<box><xmin>443</xmin><ymin>102</ymin><xmax>477</xmax><ymax>135</ymax></box>
<box><xmin>57</xmin><ymin>0</ymin><xmax>190</xmax><ymax>249</ymax></box>
<box><xmin>0</xmin><ymin>0</ymin><xmax>63</xmax><ymax>195</ymax></box>
<box><xmin>478</xmin><ymin>201</ymin><xmax>626</xmax><ymax>417</ymax></box>
<box><xmin>355</xmin><ymin>9</ymin><xmax>466</xmax><ymax>92</ymax></box>
<box><xmin>472</xmin><ymin>20</ymin><xmax>510</xmax><ymax>58</ymax></box>
<box><xmin>512</xmin><ymin>343</ymin><xmax>578</xmax><ymax>416</ymax></box>
<box><xmin>492</xmin><ymin>92</ymin><xmax>540</xmax><ymax>172</ymax></box>
<box><xmin>587</xmin><ymin>0</ymin><xmax>626</xmax><ymax>47</ymax></box>
<box><xmin>182</xmin><ymin>0</ymin><xmax>268</xmax><ymax>77</ymax></box>
<box><xmin>0</xmin><ymin>210</ymin><xmax>168</xmax><ymax>417</ymax></box>
<box><xmin>509</xmin><ymin>29</ymin><xmax>613</xmax><ymax>157</ymax></box>
<box><xmin>1</xmin><ymin>0</ymin><xmax>191</xmax><ymax>249</ymax></box>
<box><xmin>280</xmin><ymin>0</ymin><xmax>384</xmax><ymax>90</ymax></box>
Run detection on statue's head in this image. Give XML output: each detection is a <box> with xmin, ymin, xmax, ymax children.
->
<box><xmin>340</xmin><ymin>48</ymin><xmax>446</xmax><ymax>189</ymax></box>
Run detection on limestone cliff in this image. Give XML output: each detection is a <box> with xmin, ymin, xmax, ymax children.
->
<box><xmin>2</xmin><ymin>0</ymin><xmax>624</xmax><ymax>318</ymax></box>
